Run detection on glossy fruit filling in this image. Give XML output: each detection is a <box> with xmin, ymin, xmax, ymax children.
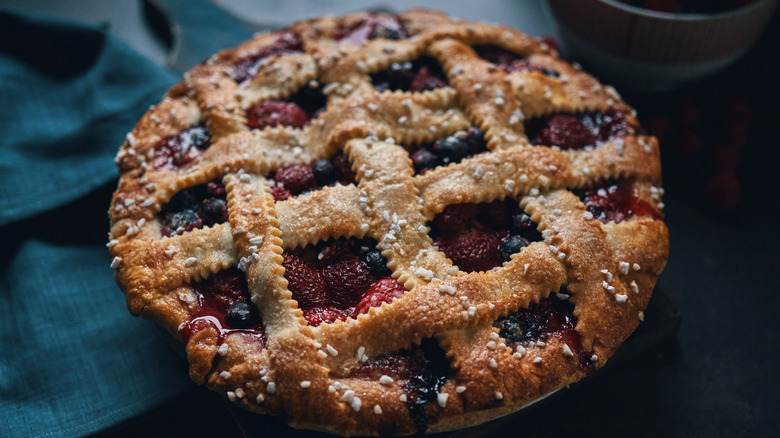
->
<box><xmin>152</xmin><ymin>125</ymin><xmax>211</xmax><ymax>171</ymax></box>
<box><xmin>575</xmin><ymin>179</ymin><xmax>661</xmax><ymax>224</ymax></box>
<box><xmin>335</xmin><ymin>13</ymin><xmax>407</xmax><ymax>45</ymax></box>
<box><xmin>246</xmin><ymin>80</ymin><xmax>326</xmax><ymax>130</ymax></box>
<box><xmin>230</xmin><ymin>30</ymin><xmax>303</xmax><ymax>84</ymax></box>
<box><xmin>525</xmin><ymin>109</ymin><xmax>631</xmax><ymax>150</ymax></box>
<box><xmin>269</xmin><ymin>152</ymin><xmax>356</xmax><ymax>201</ymax></box>
<box><xmin>282</xmin><ymin>237</ymin><xmax>404</xmax><ymax>326</ymax></box>
<box><xmin>371</xmin><ymin>57</ymin><xmax>448</xmax><ymax>93</ymax></box>
<box><xmin>404</xmin><ymin>127</ymin><xmax>488</xmax><ymax>174</ymax></box>
<box><xmin>473</xmin><ymin>45</ymin><xmax>559</xmax><ymax>77</ymax></box>
<box><xmin>495</xmin><ymin>291</ymin><xmax>592</xmax><ymax>370</ymax></box>
<box><xmin>351</xmin><ymin>338</ymin><xmax>452</xmax><ymax>432</ymax></box>
<box><xmin>159</xmin><ymin>181</ymin><xmax>228</xmax><ymax>237</ymax></box>
<box><xmin>430</xmin><ymin>199</ymin><xmax>542</xmax><ymax>273</ymax></box>
<box><xmin>179</xmin><ymin>269</ymin><xmax>265</xmax><ymax>347</ymax></box>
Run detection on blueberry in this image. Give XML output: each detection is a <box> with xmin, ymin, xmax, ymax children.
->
<box><xmin>495</xmin><ymin>312</ymin><xmax>540</xmax><ymax>344</ymax></box>
<box><xmin>226</xmin><ymin>301</ymin><xmax>253</xmax><ymax>328</ymax></box>
<box><xmin>311</xmin><ymin>159</ymin><xmax>336</xmax><ymax>185</ymax></box>
<box><xmin>410</xmin><ymin>149</ymin><xmax>439</xmax><ymax>173</ymax></box>
<box><xmin>499</xmin><ymin>235</ymin><xmax>529</xmax><ymax>261</ymax></box>
<box><xmin>510</xmin><ymin>213</ymin><xmax>534</xmax><ymax>233</ymax></box>
<box><xmin>465</xmin><ymin>127</ymin><xmax>487</xmax><ymax>153</ymax></box>
<box><xmin>541</xmin><ymin>68</ymin><xmax>560</xmax><ymax>78</ymax></box>
<box><xmin>199</xmin><ymin>198</ymin><xmax>227</xmax><ymax>225</ymax></box>
<box><xmin>166</xmin><ymin>209</ymin><xmax>200</xmax><ymax>233</ymax></box>
<box><xmin>371</xmin><ymin>61</ymin><xmax>414</xmax><ymax>91</ymax></box>
<box><xmin>433</xmin><ymin>135</ymin><xmax>470</xmax><ymax>163</ymax></box>
<box><xmin>364</xmin><ymin>250</ymin><xmax>390</xmax><ymax>276</ymax></box>
<box><xmin>166</xmin><ymin>188</ymin><xmax>201</xmax><ymax>212</ymax></box>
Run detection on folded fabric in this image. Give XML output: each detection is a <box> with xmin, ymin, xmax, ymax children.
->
<box><xmin>0</xmin><ymin>10</ymin><xmax>175</xmax><ymax>226</ymax></box>
<box><xmin>0</xmin><ymin>10</ymin><xmax>194</xmax><ymax>437</ymax></box>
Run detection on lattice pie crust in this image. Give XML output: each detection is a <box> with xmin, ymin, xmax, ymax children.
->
<box><xmin>108</xmin><ymin>10</ymin><xmax>669</xmax><ymax>435</ymax></box>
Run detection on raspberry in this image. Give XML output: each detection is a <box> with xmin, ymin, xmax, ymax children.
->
<box><xmin>152</xmin><ymin>125</ymin><xmax>210</xmax><ymax>171</ymax></box>
<box><xmin>206</xmin><ymin>181</ymin><xmax>227</xmax><ymax>197</ymax></box>
<box><xmin>532</xmin><ymin>114</ymin><xmax>596</xmax><ymax>150</ymax></box>
<box><xmin>579</xmin><ymin>180</ymin><xmax>661</xmax><ymax>224</ymax></box>
<box><xmin>409</xmin><ymin>66</ymin><xmax>447</xmax><ymax>92</ymax></box>
<box><xmin>206</xmin><ymin>270</ymin><xmax>249</xmax><ymax>307</ymax></box>
<box><xmin>274</xmin><ymin>164</ymin><xmax>316</xmax><ymax>195</ymax></box>
<box><xmin>354</xmin><ymin>277</ymin><xmax>405</xmax><ymax>316</ymax></box>
<box><xmin>246</xmin><ymin>99</ymin><xmax>310</xmax><ymax>130</ymax></box>
<box><xmin>303</xmin><ymin>307</ymin><xmax>347</xmax><ymax>326</ymax></box>
<box><xmin>282</xmin><ymin>253</ymin><xmax>328</xmax><ymax>309</ymax></box>
<box><xmin>321</xmin><ymin>256</ymin><xmax>374</xmax><ymax>308</ymax></box>
<box><xmin>435</xmin><ymin>228</ymin><xmax>503</xmax><ymax>272</ymax></box>
<box><xmin>672</xmin><ymin>129</ymin><xmax>703</xmax><ymax>159</ymax></box>
<box><xmin>332</xmin><ymin>152</ymin><xmax>357</xmax><ymax>184</ymax></box>
<box><xmin>271</xmin><ymin>186</ymin><xmax>291</xmax><ymax>201</ymax></box>
<box><xmin>702</xmin><ymin>171</ymin><xmax>740</xmax><ymax>213</ymax></box>
<box><xmin>432</xmin><ymin>203</ymin><xmax>479</xmax><ymax>234</ymax></box>
<box><xmin>675</xmin><ymin>98</ymin><xmax>702</xmax><ymax>128</ymax></box>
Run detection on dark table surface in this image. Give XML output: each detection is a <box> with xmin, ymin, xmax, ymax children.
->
<box><xmin>5</xmin><ymin>1</ymin><xmax>779</xmax><ymax>436</ymax></box>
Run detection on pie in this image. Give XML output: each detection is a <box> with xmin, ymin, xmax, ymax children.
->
<box><xmin>108</xmin><ymin>9</ymin><xmax>669</xmax><ymax>435</ymax></box>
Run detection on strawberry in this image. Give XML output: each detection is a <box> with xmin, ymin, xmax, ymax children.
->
<box><xmin>274</xmin><ymin>164</ymin><xmax>316</xmax><ymax>195</ymax></box>
<box><xmin>282</xmin><ymin>253</ymin><xmax>328</xmax><ymax>309</ymax></box>
<box><xmin>246</xmin><ymin>99</ymin><xmax>310</xmax><ymax>129</ymax></box>
<box><xmin>303</xmin><ymin>307</ymin><xmax>347</xmax><ymax>326</ymax></box>
<box><xmin>354</xmin><ymin>277</ymin><xmax>405</xmax><ymax>316</ymax></box>
<box><xmin>435</xmin><ymin>228</ymin><xmax>503</xmax><ymax>272</ymax></box>
<box><xmin>321</xmin><ymin>255</ymin><xmax>374</xmax><ymax>308</ymax></box>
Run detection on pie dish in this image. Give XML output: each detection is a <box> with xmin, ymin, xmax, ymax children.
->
<box><xmin>108</xmin><ymin>9</ymin><xmax>669</xmax><ymax>435</ymax></box>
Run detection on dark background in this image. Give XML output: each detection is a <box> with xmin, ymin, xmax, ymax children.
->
<box><xmin>2</xmin><ymin>0</ymin><xmax>778</xmax><ymax>436</ymax></box>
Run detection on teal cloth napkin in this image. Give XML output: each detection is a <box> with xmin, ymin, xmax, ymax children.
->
<box><xmin>0</xmin><ymin>11</ymin><xmax>194</xmax><ymax>437</ymax></box>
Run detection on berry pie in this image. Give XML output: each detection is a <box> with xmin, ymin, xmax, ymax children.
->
<box><xmin>108</xmin><ymin>9</ymin><xmax>669</xmax><ymax>435</ymax></box>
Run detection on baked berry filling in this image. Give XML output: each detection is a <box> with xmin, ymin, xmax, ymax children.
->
<box><xmin>495</xmin><ymin>291</ymin><xmax>592</xmax><ymax>370</ymax></box>
<box><xmin>430</xmin><ymin>199</ymin><xmax>542</xmax><ymax>273</ymax></box>
<box><xmin>282</xmin><ymin>237</ymin><xmax>404</xmax><ymax>326</ymax></box>
<box><xmin>371</xmin><ymin>57</ymin><xmax>448</xmax><ymax>93</ymax></box>
<box><xmin>473</xmin><ymin>45</ymin><xmax>559</xmax><ymax>77</ymax></box>
<box><xmin>159</xmin><ymin>181</ymin><xmax>228</xmax><ymax>237</ymax></box>
<box><xmin>179</xmin><ymin>269</ymin><xmax>266</xmax><ymax>347</ymax></box>
<box><xmin>404</xmin><ymin>127</ymin><xmax>488</xmax><ymax>174</ymax></box>
<box><xmin>269</xmin><ymin>152</ymin><xmax>356</xmax><ymax>201</ymax></box>
<box><xmin>246</xmin><ymin>80</ymin><xmax>327</xmax><ymax>130</ymax></box>
<box><xmin>152</xmin><ymin>125</ymin><xmax>211</xmax><ymax>171</ymax></box>
<box><xmin>230</xmin><ymin>30</ymin><xmax>303</xmax><ymax>84</ymax></box>
<box><xmin>335</xmin><ymin>13</ymin><xmax>407</xmax><ymax>45</ymax></box>
<box><xmin>351</xmin><ymin>338</ymin><xmax>453</xmax><ymax>432</ymax></box>
<box><xmin>574</xmin><ymin>179</ymin><xmax>662</xmax><ymax>224</ymax></box>
<box><xmin>525</xmin><ymin>109</ymin><xmax>631</xmax><ymax>150</ymax></box>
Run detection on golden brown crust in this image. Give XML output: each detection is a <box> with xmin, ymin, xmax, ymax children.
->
<box><xmin>108</xmin><ymin>9</ymin><xmax>669</xmax><ymax>436</ymax></box>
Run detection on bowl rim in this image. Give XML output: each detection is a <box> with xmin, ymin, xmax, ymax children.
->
<box><xmin>599</xmin><ymin>0</ymin><xmax>775</xmax><ymax>21</ymax></box>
